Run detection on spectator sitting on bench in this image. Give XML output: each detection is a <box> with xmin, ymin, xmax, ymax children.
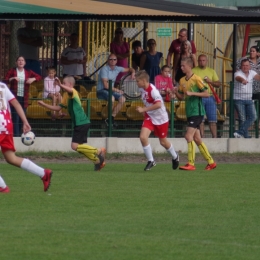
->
<box><xmin>96</xmin><ymin>54</ymin><xmax>135</xmax><ymax>128</ymax></box>
<box><xmin>44</xmin><ymin>67</ymin><xmax>65</xmax><ymax>120</ymax></box>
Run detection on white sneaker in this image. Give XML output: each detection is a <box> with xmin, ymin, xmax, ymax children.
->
<box><xmin>234</xmin><ymin>132</ymin><xmax>244</xmax><ymax>138</ymax></box>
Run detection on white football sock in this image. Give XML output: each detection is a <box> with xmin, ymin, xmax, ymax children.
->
<box><xmin>143</xmin><ymin>144</ymin><xmax>154</xmax><ymax>162</ymax></box>
<box><xmin>21</xmin><ymin>159</ymin><xmax>45</xmax><ymax>178</ymax></box>
<box><xmin>0</xmin><ymin>175</ymin><xmax>7</xmax><ymax>188</ymax></box>
<box><xmin>167</xmin><ymin>144</ymin><xmax>178</xmax><ymax>159</ymax></box>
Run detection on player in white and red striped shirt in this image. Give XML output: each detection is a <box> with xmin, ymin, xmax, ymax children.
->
<box><xmin>0</xmin><ymin>82</ymin><xmax>52</xmax><ymax>193</ymax></box>
<box><xmin>135</xmin><ymin>70</ymin><xmax>179</xmax><ymax>171</ymax></box>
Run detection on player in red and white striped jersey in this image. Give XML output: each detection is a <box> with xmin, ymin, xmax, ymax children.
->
<box><xmin>0</xmin><ymin>82</ymin><xmax>52</xmax><ymax>193</ymax></box>
<box><xmin>135</xmin><ymin>71</ymin><xmax>179</xmax><ymax>171</ymax></box>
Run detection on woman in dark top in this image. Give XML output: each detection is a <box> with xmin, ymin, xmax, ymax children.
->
<box><xmin>173</xmin><ymin>40</ymin><xmax>196</xmax><ymax>83</ymax></box>
<box><xmin>131</xmin><ymin>40</ymin><xmax>144</xmax><ymax>71</ymax></box>
<box><xmin>140</xmin><ymin>39</ymin><xmax>163</xmax><ymax>84</ymax></box>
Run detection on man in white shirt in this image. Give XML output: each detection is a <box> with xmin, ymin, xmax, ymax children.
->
<box><xmin>234</xmin><ymin>59</ymin><xmax>260</xmax><ymax>138</ymax></box>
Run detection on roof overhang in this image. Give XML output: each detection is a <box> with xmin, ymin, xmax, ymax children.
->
<box><xmin>0</xmin><ymin>0</ymin><xmax>259</xmax><ymax>23</ymax></box>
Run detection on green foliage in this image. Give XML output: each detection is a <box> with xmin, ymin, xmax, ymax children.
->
<box><xmin>1</xmin><ymin>162</ymin><xmax>260</xmax><ymax>259</ymax></box>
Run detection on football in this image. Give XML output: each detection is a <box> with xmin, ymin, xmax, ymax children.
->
<box><xmin>21</xmin><ymin>131</ymin><xmax>35</xmax><ymax>146</ymax></box>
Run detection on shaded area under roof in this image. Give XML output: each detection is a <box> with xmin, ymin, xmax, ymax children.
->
<box><xmin>1</xmin><ymin>0</ymin><xmax>260</xmax><ymax>22</ymax></box>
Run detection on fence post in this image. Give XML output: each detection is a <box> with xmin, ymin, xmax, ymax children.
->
<box><xmin>255</xmin><ymin>100</ymin><xmax>259</xmax><ymax>138</ymax></box>
<box><xmin>170</xmin><ymin>100</ymin><xmax>174</xmax><ymax>138</ymax></box>
<box><xmin>87</xmin><ymin>98</ymin><xmax>91</xmax><ymax>137</ymax></box>
<box><xmin>107</xmin><ymin>80</ymin><xmax>113</xmax><ymax>137</ymax></box>
<box><xmin>229</xmin><ymin>81</ymin><xmax>234</xmax><ymax>138</ymax></box>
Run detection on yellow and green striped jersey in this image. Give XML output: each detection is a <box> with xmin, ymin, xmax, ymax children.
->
<box><xmin>60</xmin><ymin>88</ymin><xmax>90</xmax><ymax>127</ymax></box>
<box><xmin>178</xmin><ymin>74</ymin><xmax>207</xmax><ymax>118</ymax></box>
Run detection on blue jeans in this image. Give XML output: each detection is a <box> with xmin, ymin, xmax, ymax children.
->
<box><xmin>97</xmin><ymin>89</ymin><xmax>123</xmax><ymax>101</ymax></box>
<box><xmin>202</xmin><ymin>96</ymin><xmax>217</xmax><ymax>122</ymax></box>
<box><xmin>234</xmin><ymin>99</ymin><xmax>257</xmax><ymax>138</ymax></box>
<box><xmin>12</xmin><ymin>96</ymin><xmax>26</xmax><ymax>137</ymax></box>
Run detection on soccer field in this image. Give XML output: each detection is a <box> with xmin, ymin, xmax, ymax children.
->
<box><xmin>1</xmin><ymin>162</ymin><xmax>260</xmax><ymax>260</ymax></box>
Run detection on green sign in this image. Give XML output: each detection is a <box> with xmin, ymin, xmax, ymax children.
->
<box><xmin>157</xmin><ymin>28</ymin><xmax>172</xmax><ymax>37</ymax></box>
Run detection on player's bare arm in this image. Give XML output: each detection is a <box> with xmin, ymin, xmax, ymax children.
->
<box><xmin>186</xmin><ymin>89</ymin><xmax>209</xmax><ymax>98</ymax></box>
<box><xmin>38</xmin><ymin>100</ymin><xmax>62</xmax><ymax>112</ymax></box>
<box><xmin>174</xmin><ymin>89</ymin><xmax>184</xmax><ymax>100</ymax></box>
<box><xmin>136</xmin><ymin>102</ymin><xmax>161</xmax><ymax>113</ymax></box>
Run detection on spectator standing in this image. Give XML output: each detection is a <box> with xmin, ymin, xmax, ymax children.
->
<box><xmin>173</xmin><ymin>40</ymin><xmax>196</xmax><ymax>83</ymax></box>
<box><xmin>131</xmin><ymin>40</ymin><xmax>144</xmax><ymax>71</ymax></box>
<box><xmin>97</xmin><ymin>54</ymin><xmax>135</xmax><ymax>128</ymax></box>
<box><xmin>233</xmin><ymin>59</ymin><xmax>260</xmax><ymax>138</ymax></box>
<box><xmin>192</xmin><ymin>54</ymin><xmax>221</xmax><ymax>138</ymax></box>
<box><xmin>154</xmin><ymin>65</ymin><xmax>175</xmax><ymax>102</ymax></box>
<box><xmin>60</xmin><ymin>33</ymin><xmax>87</xmax><ymax>79</ymax></box>
<box><xmin>4</xmin><ymin>56</ymin><xmax>41</xmax><ymax>136</ymax></box>
<box><xmin>236</xmin><ymin>46</ymin><xmax>260</xmax><ymax>129</ymax></box>
<box><xmin>110</xmin><ymin>27</ymin><xmax>130</xmax><ymax>84</ymax></box>
<box><xmin>167</xmin><ymin>28</ymin><xmax>196</xmax><ymax>73</ymax></box>
<box><xmin>140</xmin><ymin>39</ymin><xmax>163</xmax><ymax>84</ymax></box>
<box><xmin>17</xmin><ymin>21</ymin><xmax>43</xmax><ymax>75</ymax></box>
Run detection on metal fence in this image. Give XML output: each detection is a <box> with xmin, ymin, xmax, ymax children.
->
<box><xmin>23</xmin><ymin>78</ymin><xmax>259</xmax><ymax>139</ymax></box>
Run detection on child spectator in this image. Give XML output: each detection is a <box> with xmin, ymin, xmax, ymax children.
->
<box><xmin>38</xmin><ymin>76</ymin><xmax>106</xmax><ymax>171</ymax></box>
<box><xmin>154</xmin><ymin>65</ymin><xmax>175</xmax><ymax>102</ymax></box>
<box><xmin>135</xmin><ymin>70</ymin><xmax>179</xmax><ymax>171</ymax></box>
<box><xmin>43</xmin><ymin>67</ymin><xmax>65</xmax><ymax>119</ymax></box>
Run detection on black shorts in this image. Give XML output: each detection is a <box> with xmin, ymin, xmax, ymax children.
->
<box><xmin>187</xmin><ymin>116</ymin><xmax>204</xmax><ymax>129</ymax></box>
<box><xmin>72</xmin><ymin>124</ymin><xmax>91</xmax><ymax>144</ymax></box>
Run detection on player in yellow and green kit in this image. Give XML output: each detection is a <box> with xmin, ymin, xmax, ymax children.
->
<box><xmin>38</xmin><ymin>76</ymin><xmax>106</xmax><ymax>171</ymax></box>
<box><xmin>174</xmin><ymin>57</ymin><xmax>216</xmax><ymax>171</ymax></box>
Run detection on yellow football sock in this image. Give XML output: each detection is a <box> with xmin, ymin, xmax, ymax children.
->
<box><xmin>76</xmin><ymin>144</ymin><xmax>99</xmax><ymax>163</ymax></box>
<box><xmin>188</xmin><ymin>141</ymin><xmax>195</xmax><ymax>166</ymax></box>
<box><xmin>198</xmin><ymin>142</ymin><xmax>214</xmax><ymax>164</ymax></box>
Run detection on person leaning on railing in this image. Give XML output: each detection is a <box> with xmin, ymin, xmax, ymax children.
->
<box><xmin>4</xmin><ymin>56</ymin><xmax>41</xmax><ymax>137</ymax></box>
<box><xmin>236</xmin><ymin>46</ymin><xmax>260</xmax><ymax>130</ymax></box>
<box><xmin>233</xmin><ymin>59</ymin><xmax>260</xmax><ymax>138</ymax></box>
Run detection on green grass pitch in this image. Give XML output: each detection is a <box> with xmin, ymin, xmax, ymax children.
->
<box><xmin>1</xmin><ymin>162</ymin><xmax>260</xmax><ymax>260</ymax></box>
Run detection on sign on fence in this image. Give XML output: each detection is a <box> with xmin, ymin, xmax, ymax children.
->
<box><xmin>157</xmin><ymin>28</ymin><xmax>172</xmax><ymax>37</ymax></box>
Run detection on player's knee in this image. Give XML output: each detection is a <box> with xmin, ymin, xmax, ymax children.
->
<box><xmin>71</xmin><ymin>143</ymin><xmax>78</xmax><ymax>151</ymax></box>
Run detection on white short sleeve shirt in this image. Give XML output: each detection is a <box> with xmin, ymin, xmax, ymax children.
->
<box><xmin>234</xmin><ymin>70</ymin><xmax>257</xmax><ymax>100</ymax></box>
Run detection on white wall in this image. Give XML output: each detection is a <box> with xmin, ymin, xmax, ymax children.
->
<box><xmin>14</xmin><ymin>137</ymin><xmax>260</xmax><ymax>153</ymax></box>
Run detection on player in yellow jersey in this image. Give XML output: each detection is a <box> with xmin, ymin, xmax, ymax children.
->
<box><xmin>174</xmin><ymin>57</ymin><xmax>216</xmax><ymax>171</ymax></box>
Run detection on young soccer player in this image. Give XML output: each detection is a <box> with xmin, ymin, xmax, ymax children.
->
<box><xmin>43</xmin><ymin>67</ymin><xmax>65</xmax><ymax>119</ymax></box>
<box><xmin>38</xmin><ymin>76</ymin><xmax>106</xmax><ymax>171</ymax></box>
<box><xmin>0</xmin><ymin>81</ymin><xmax>52</xmax><ymax>193</ymax></box>
<box><xmin>135</xmin><ymin>70</ymin><xmax>179</xmax><ymax>171</ymax></box>
<box><xmin>174</xmin><ymin>57</ymin><xmax>216</xmax><ymax>170</ymax></box>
